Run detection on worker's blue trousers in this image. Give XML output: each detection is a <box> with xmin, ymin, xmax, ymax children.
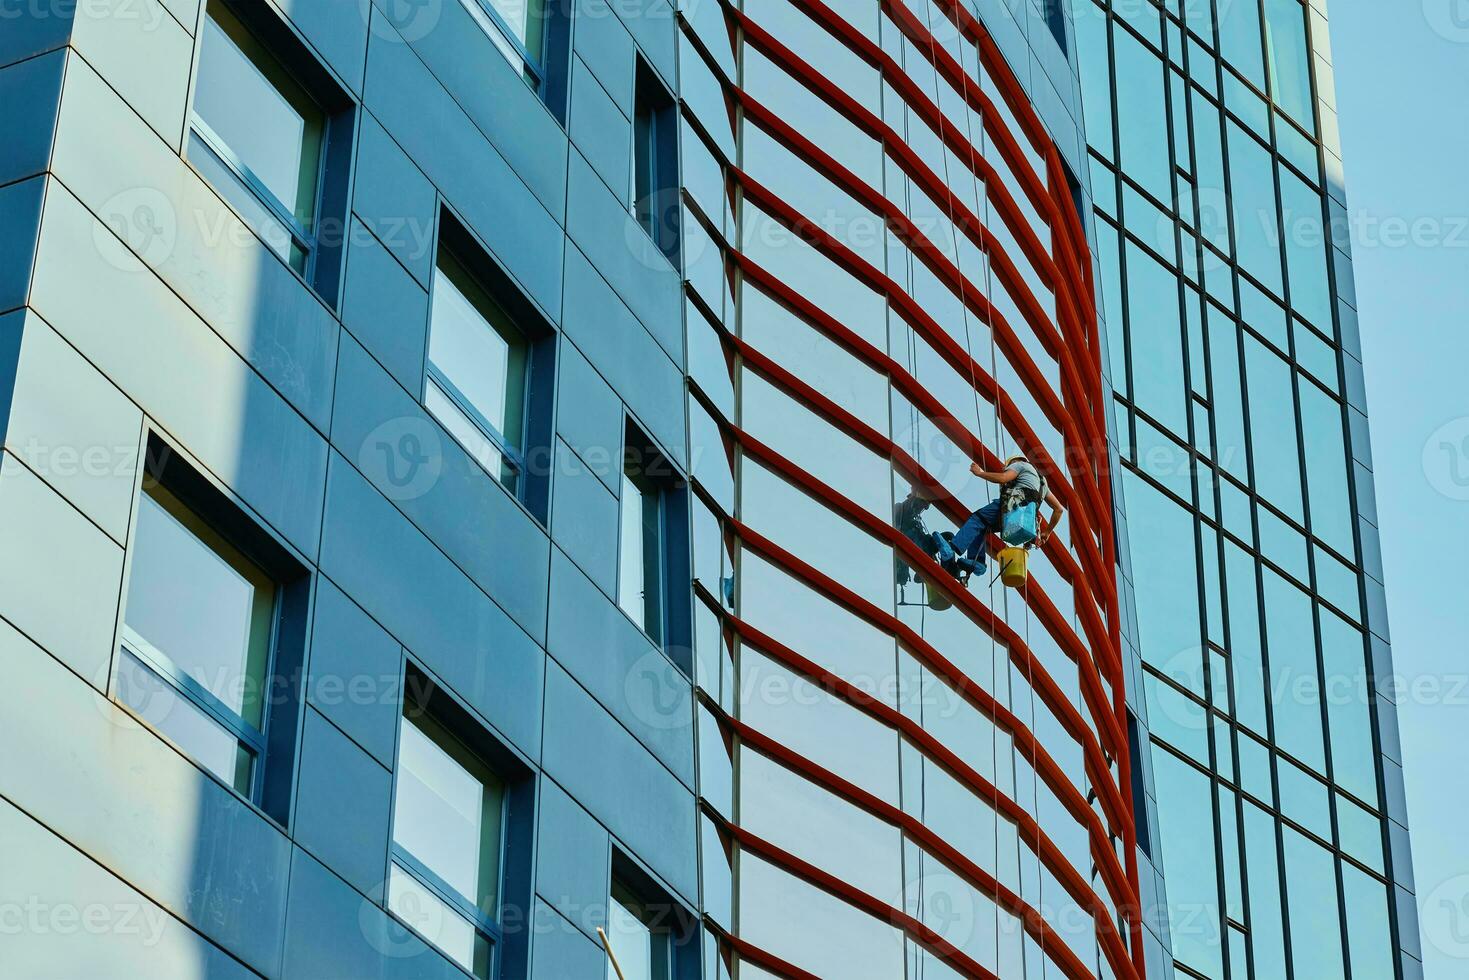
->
<box><xmin>949</xmin><ymin>500</ymin><xmax>1003</xmax><ymax>565</ymax></box>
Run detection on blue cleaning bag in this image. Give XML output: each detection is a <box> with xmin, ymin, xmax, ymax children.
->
<box><xmin>1001</xmin><ymin>502</ymin><xmax>1039</xmax><ymax>547</ymax></box>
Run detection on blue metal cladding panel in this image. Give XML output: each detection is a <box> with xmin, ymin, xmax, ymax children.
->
<box><xmin>555</xmin><ymin>337</ymin><xmax>625</xmax><ymax>495</ymax></box>
<box><xmin>529</xmin><ymin>900</ymin><xmax>606</xmax><ymax>980</ymax></box>
<box><xmin>331</xmin><ymin>329</ymin><xmax>553</xmax><ymax>641</ymax></box>
<box><xmin>0</xmin><ymin>177</ymin><xmax>45</xmax><ymax>314</ymax></box>
<box><xmin>0</xmin><ymin>51</ymin><xmax>65</xmax><ymax>187</ymax></box>
<box><xmin>351</xmin><ymin>110</ymin><xmax>439</xmax><ymax>288</ymax></box>
<box><xmin>307</xmin><ymin>577</ymin><xmax>405</xmax><ymax>769</ymax></box>
<box><xmin>569</xmin><ymin>55</ymin><xmax>633</xmax><ymax>205</ymax></box>
<box><xmin>293</xmin><ymin>707</ymin><xmax>394</xmax><ymax>896</ymax></box>
<box><xmin>340</xmin><ymin>216</ymin><xmax>431</xmax><ymax>394</ymax></box>
<box><xmin>281</xmin><ymin>845</ymin><xmax>470</xmax><ymax>980</ymax></box>
<box><xmin>0</xmin><ymin>0</ymin><xmax>718</xmax><ymax>974</ymax></box>
<box><xmin>362</xmin><ymin>16</ymin><xmax>566</xmax><ymax>320</ymax></box>
<box><xmin>541</xmin><ymin>660</ymin><xmax>698</xmax><ymax>904</ymax></box>
<box><xmin>534</xmin><ymin>777</ymin><xmax>611</xmax><ymax>940</ymax></box>
<box><xmin>545</xmin><ymin>546</ymin><xmax>696</xmax><ymax>787</ymax></box>
<box><xmin>550</xmin><ymin>438</ymin><xmax>621</xmax><ymax>594</ymax></box>
<box><xmin>319</xmin><ymin>451</ymin><xmax>547</xmax><ymax>762</ymax></box>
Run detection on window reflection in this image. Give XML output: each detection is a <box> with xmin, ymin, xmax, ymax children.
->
<box><xmin>738</xmin><ymin>747</ymin><xmax>902</xmax><ymax>900</ymax></box>
<box><xmin>739</xmin><ymin>459</ymin><xmax>893</xmax><ymax>612</ymax></box>
<box><xmin>738</xmin><ymin>648</ymin><xmax>900</xmax><ymax>806</ymax></box>
<box><xmin>737</xmin><ymin>853</ymin><xmax>905</xmax><ymax>979</ymax></box>
<box><xmin>741</xmin><ymin>367</ymin><xmax>891</xmax><ymax>519</ymax></box>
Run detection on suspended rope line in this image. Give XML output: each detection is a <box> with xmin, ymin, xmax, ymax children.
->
<box><xmin>914</xmin><ymin>1</ymin><xmax>1022</xmax><ymax>976</ymax></box>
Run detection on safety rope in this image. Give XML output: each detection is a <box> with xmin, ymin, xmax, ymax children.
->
<box><xmin>915</xmin><ymin>2</ymin><xmax>1062</xmax><ymax>974</ymax></box>
<box><xmin>914</xmin><ymin>0</ymin><xmax>1017</xmax><ymax>974</ymax></box>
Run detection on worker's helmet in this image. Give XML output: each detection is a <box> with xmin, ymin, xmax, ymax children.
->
<box><xmin>1005</xmin><ymin>454</ymin><xmax>1028</xmax><ymax>466</ymax></box>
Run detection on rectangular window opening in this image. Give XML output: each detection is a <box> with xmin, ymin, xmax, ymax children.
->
<box><xmin>618</xmin><ymin>420</ymin><xmax>692</xmax><ymax>664</ymax></box>
<box><xmin>425</xmin><ymin>210</ymin><xmax>557</xmax><ymax>519</ymax></box>
<box><xmin>632</xmin><ymin>59</ymin><xmax>680</xmax><ymax>263</ymax></box>
<box><xmin>602</xmin><ymin>852</ymin><xmax>695</xmax><ymax>980</ymax></box>
<box><xmin>389</xmin><ymin>667</ymin><xmax>535</xmax><ymax>979</ymax></box>
<box><xmin>187</xmin><ymin>0</ymin><xmax>354</xmax><ymax>303</ymax></box>
<box><xmin>116</xmin><ymin>434</ymin><xmax>309</xmax><ymax>824</ymax></box>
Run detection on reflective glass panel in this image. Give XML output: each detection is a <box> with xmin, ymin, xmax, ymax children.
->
<box><xmin>606</xmin><ymin>880</ymin><xmax>671</xmax><ymax>980</ymax></box>
<box><xmin>428</xmin><ymin>251</ymin><xmax>528</xmax><ymax>454</ymax></box>
<box><xmin>1282</xmin><ymin>827</ymin><xmax>1345</xmax><ymax>980</ymax></box>
<box><xmin>124</xmin><ymin>482</ymin><xmax>275</xmax><ymax>730</ymax></box>
<box><xmin>194</xmin><ymin>0</ymin><xmax>323</xmax><ymax>228</ymax></box>
<box><xmin>116</xmin><ymin>649</ymin><xmax>254</xmax><ymax>794</ymax></box>
<box><xmin>387</xmin><ymin>862</ymin><xmax>493</xmax><ymax>978</ymax></box>
<box><xmin>394</xmin><ymin>711</ymin><xmax>505</xmax><ymax>915</ymax></box>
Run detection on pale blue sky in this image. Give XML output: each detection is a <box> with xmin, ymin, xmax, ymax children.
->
<box><xmin>1331</xmin><ymin>3</ymin><xmax>1469</xmax><ymax>976</ymax></box>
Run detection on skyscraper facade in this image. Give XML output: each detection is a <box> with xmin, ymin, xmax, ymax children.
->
<box><xmin>1072</xmin><ymin>1</ymin><xmax>1418</xmax><ymax>978</ymax></box>
<box><xmin>0</xmin><ymin>1</ymin><xmax>1409</xmax><ymax>980</ymax></box>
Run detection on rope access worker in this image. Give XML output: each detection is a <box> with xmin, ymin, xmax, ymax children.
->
<box><xmin>936</xmin><ymin>454</ymin><xmax>1063</xmax><ymax>582</ymax></box>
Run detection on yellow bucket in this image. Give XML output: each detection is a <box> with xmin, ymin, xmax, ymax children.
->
<box><xmin>998</xmin><ymin>547</ymin><xmax>1029</xmax><ymax>589</ymax></box>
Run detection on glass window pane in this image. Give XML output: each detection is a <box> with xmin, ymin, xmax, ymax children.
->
<box><xmin>1151</xmin><ymin>746</ymin><xmax>1224</xmax><ymax>978</ymax></box>
<box><xmin>1282</xmin><ymin>828</ymin><xmax>1345</xmax><ymax>980</ymax></box>
<box><xmin>116</xmin><ymin>650</ymin><xmax>254</xmax><ymax>794</ymax></box>
<box><xmin>737</xmin><ymin>852</ymin><xmax>905</xmax><ymax>979</ymax></box>
<box><xmin>738</xmin><ymin>748</ymin><xmax>903</xmax><ymax>910</ymax></box>
<box><xmin>739</xmin><ymin>550</ymin><xmax>896</xmax><ymax>696</ymax></box>
<box><xmin>1113</xmin><ymin>25</ymin><xmax>1172</xmax><ymax>202</ymax></box>
<box><xmin>1277</xmin><ymin>756</ymin><xmax>1331</xmax><ymax>839</ymax></box>
<box><xmin>1224</xmin><ymin>541</ymin><xmax>1269</xmax><ymax>734</ymax></box>
<box><xmin>187</xmin><ymin>130</ymin><xmax>305</xmax><ymax>272</ymax></box>
<box><xmin>426</xmin><ymin>380</ymin><xmax>516</xmax><ymax>491</ymax></box>
<box><xmin>1123</xmin><ymin>472</ymin><xmax>1203</xmax><ymax>694</ymax></box>
<box><xmin>1074</xmin><ymin>5</ymin><xmax>1115</xmax><ymax>159</ymax></box>
<box><xmin>739</xmin><ymin>649</ymin><xmax>899</xmax><ymax>806</ymax></box>
<box><xmin>741</xmin><ymin>368</ymin><xmax>890</xmax><ymax>519</ymax></box>
<box><xmin>429</xmin><ymin>253</ymin><xmax>527</xmax><ymax>450</ymax></box>
<box><xmin>1341</xmin><ymin>863</ymin><xmax>1395</xmax><ymax>979</ymax></box>
<box><xmin>1262</xmin><ymin>569</ymin><xmax>1325</xmax><ymax>771</ymax></box>
<box><xmin>1336</xmin><ymin>792</ymin><xmax>1384</xmax><ymax>873</ymax></box>
<box><xmin>485</xmin><ymin>0</ymin><xmax>544</xmax><ymax>55</ymax></box>
<box><xmin>1242</xmin><ymin>802</ymin><xmax>1288</xmax><ymax>979</ymax></box>
<box><xmin>1279</xmin><ymin>168</ymin><xmax>1332</xmax><ymax>330</ymax></box>
<box><xmin>1320</xmin><ymin>611</ymin><xmax>1377</xmax><ymax>802</ymax></box>
<box><xmin>1263</xmin><ymin>0</ymin><xmax>1314</xmax><ymax>127</ymax></box>
<box><xmin>1227</xmin><ymin>123</ymin><xmax>1284</xmax><ymax>297</ymax></box>
<box><xmin>388</xmin><ymin>863</ymin><xmax>492</xmax><ymax>978</ymax></box>
<box><xmin>194</xmin><ymin>1</ymin><xmax>323</xmax><ymax>226</ymax></box>
<box><xmin>1298</xmin><ymin>383</ymin><xmax>1354</xmax><ymax>555</ymax></box>
<box><xmin>740</xmin><ymin>284</ymin><xmax>888</xmax><ymax>434</ymax></box>
<box><xmin>619</xmin><ymin>468</ymin><xmax>663</xmax><ymax>640</ymax></box>
<box><xmin>1243</xmin><ymin>336</ymin><xmax>1304</xmax><ymax>519</ymax></box>
<box><xmin>394</xmin><ymin>712</ymin><xmax>506</xmax><ymax>915</ymax></box>
<box><xmin>1218</xmin><ymin>0</ymin><xmax>1266</xmax><ymax>86</ymax></box>
<box><xmin>124</xmin><ymin>483</ymin><xmax>275</xmax><ymax>729</ymax></box>
<box><xmin>606</xmin><ymin>881</ymin><xmax>671</xmax><ymax>980</ymax></box>
<box><xmin>740</xmin><ymin>459</ymin><xmax>892</xmax><ymax>612</ymax></box>
<box><xmin>1125</xmin><ymin>243</ymin><xmax>1189</xmax><ymax>437</ymax></box>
